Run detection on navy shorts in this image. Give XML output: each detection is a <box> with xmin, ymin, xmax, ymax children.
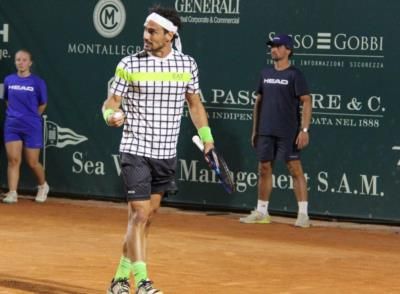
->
<box><xmin>255</xmin><ymin>135</ymin><xmax>300</xmax><ymax>162</ymax></box>
<box><xmin>4</xmin><ymin>118</ymin><xmax>43</xmax><ymax>148</ymax></box>
<box><xmin>120</xmin><ymin>152</ymin><xmax>177</xmax><ymax>201</ymax></box>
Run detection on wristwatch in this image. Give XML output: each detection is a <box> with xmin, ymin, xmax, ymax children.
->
<box><xmin>302</xmin><ymin>127</ymin><xmax>309</xmax><ymax>133</ymax></box>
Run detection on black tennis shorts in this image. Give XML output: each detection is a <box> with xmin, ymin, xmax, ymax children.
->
<box><xmin>255</xmin><ymin>135</ymin><xmax>300</xmax><ymax>162</ymax></box>
<box><xmin>120</xmin><ymin>152</ymin><xmax>177</xmax><ymax>201</ymax></box>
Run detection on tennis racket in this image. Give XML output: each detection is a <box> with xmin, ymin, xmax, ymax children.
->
<box><xmin>192</xmin><ymin>135</ymin><xmax>236</xmax><ymax>194</ymax></box>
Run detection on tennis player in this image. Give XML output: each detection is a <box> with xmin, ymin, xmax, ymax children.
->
<box><xmin>240</xmin><ymin>34</ymin><xmax>312</xmax><ymax>228</ymax></box>
<box><xmin>102</xmin><ymin>6</ymin><xmax>214</xmax><ymax>294</ymax></box>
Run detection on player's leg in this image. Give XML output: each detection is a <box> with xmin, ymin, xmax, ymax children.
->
<box><xmin>3</xmin><ymin>140</ymin><xmax>23</xmax><ymax>203</ymax></box>
<box><xmin>286</xmin><ymin>159</ymin><xmax>310</xmax><ymax>228</ymax></box>
<box><xmin>240</xmin><ymin>135</ymin><xmax>275</xmax><ymax>223</ymax></box>
<box><xmin>109</xmin><ymin>199</ymin><xmax>152</xmax><ymax>294</ymax></box>
<box><xmin>109</xmin><ymin>153</ymin><xmax>164</xmax><ymax>294</ymax></box>
<box><xmin>144</xmin><ymin>193</ymin><xmax>163</xmax><ymax>239</ymax></box>
<box><xmin>130</xmin><ymin>193</ymin><xmax>165</xmax><ymax>294</ymax></box>
<box><xmin>132</xmin><ymin>158</ymin><xmax>176</xmax><ymax>294</ymax></box>
<box><xmin>127</xmin><ymin>199</ymin><xmax>152</xmax><ymax>283</ymax></box>
<box><xmin>108</xmin><ymin>153</ymin><xmax>151</xmax><ymax>294</ymax></box>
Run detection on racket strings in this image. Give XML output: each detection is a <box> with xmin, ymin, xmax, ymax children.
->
<box><xmin>207</xmin><ymin>150</ymin><xmax>235</xmax><ymax>193</ymax></box>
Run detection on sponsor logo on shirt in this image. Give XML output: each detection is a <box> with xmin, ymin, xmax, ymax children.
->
<box><xmin>264</xmin><ymin>78</ymin><xmax>289</xmax><ymax>85</ymax></box>
<box><xmin>8</xmin><ymin>85</ymin><xmax>34</xmax><ymax>91</ymax></box>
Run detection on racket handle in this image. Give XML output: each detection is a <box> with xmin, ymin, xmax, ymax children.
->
<box><xmin>192</xmin><ymin>135</ymin><xmax>204</xmax><ymax>152</ymax></box>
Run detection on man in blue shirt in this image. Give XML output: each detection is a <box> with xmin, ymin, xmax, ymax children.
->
<box><xmin>240</xmin><ymin>34</ymin><xmax>312</xmax><ymax>228</ymax></box>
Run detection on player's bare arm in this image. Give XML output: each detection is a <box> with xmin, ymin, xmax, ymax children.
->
<box><xmin>102</xmin><ymin>93</ymin><xmax>125</xmax><ymax>127</ymax></box>
<box><xmin>185</xmin><ymin>92</ymin><xmax>214</xmax><ymax>153</ymax></box>
<box><xmin>296</xmin><ymin>94</ymin><xmax>312</xmax><ymax>149</ymax></box>
<box><xmin>252</xmin><ymin>94</ymin><xmax>262</xmax><ymax>147</ymax></box>
<box><xmin>38</xmin><ymin>103</ymin><xmax>47</xmax><ymax>115</ymax></box>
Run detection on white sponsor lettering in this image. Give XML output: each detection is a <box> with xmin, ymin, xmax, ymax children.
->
<box><xmin>269</xmin><ymin>32</ymin><xmax>384</xmax><ymax>52</ymax></box>
<box><xmin>334</xmin><ymin>34</ymin><xmax>383</xmax><ymax>51</ymax></box>
<box><xmin>111</xmin><ymin>154</ymin><xmax>121</xmax><ymax>176</ymax></box>
<box><xmin>72</xmin><ymin>151</ymin><xmax>105</xmax><ymax>175</ymax></box>
<box><xmin>9</xmin><ymin>85</ymin><xmax>34</xmax><ymax>91</ymax></box>
<box><xmin>67</xmin><ymin>43</ymin><xmax>141</xmax><ymax>56</ymax></box>
<box><xmin>0</xmin><ymin>23</ymin><xmax>9</xmax><ymax>42</ymax></box>
<box><xmin>317</xmin><ymin>171</ymin><xmax>383</xmax><ymax>197</ymax></box>
<box><xmin>264</xmin><ymin>78</ymin><xmax>289</xmax><ymax>85</ymax></box>
<box><xmin>175</xmin><ymin>0</ymin><xmax>240</xmax><ymax>14</ymax></box>
<box><xmin>392</xmin><ymin>146</ymin><xmax>400</xmax><ymax>167</ymax></box>
<box><xmin>178</xmin><ymin>159</ymin><xmax>384</xmax><ymax>196</ymax></box>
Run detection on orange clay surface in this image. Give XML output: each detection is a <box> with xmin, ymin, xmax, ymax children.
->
<box><xmin>0</xmin><ymin>196</ymin><xmax>399</xmax><ymax>294</ymax></box>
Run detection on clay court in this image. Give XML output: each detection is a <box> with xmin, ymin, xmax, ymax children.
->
<box><xmin>0</xmin><ymin>196</ymin><xmax>399</xmax><ymax>294</ymax></box>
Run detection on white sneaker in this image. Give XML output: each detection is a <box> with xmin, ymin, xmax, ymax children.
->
<box><xmin>239</xmin><ymin>210</ymin><xmax>272</xmax><ymax>224</ymax></box>
<box><xmin>35</xmin><ymin>182</ymin><xmax>49</xmax><ymax>203</ymax></box>
<box><xmin>3</xmin><ymin>191</ymin><xmax>18</xmax><ymax>204</ymax></box>
<box><xmin>295</xmin><ymin>213</ymin><xmax>310</xmax><ymax>228</ymax></box>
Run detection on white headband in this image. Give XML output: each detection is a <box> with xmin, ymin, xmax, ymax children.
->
<box><xmin>145</xmin><ymin>12</ymin><xmax>182</xmax><ymax>52</ymax></box>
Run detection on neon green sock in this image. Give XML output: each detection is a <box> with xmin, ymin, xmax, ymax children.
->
<box><xmin>132</xmin><ymin>261</ymin><xmax>147</xmax><ymax>287</ymax></box>
<box><xmin>114</xmin><ymin>256</ymin><xmax>132</xmax><ymax>280</ymax></box>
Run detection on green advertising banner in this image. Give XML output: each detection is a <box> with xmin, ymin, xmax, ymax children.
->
<box><xmin>1</xmin><ymin>0</ymin><xmax>399</xmax><ymax>222</ymax></box>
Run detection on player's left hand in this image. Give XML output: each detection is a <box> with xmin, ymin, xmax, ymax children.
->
<box><xmin>296</xmin><ymin>131</ymin><xmax>309</xmax><ymax>149</ymax></box>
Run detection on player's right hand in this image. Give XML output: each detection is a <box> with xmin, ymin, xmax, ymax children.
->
<box><xmin>108</xmin><ymin>110</ymin><xmax>125</xmax><ymax>127</ymax></box>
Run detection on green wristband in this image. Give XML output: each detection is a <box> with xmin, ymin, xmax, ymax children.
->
<box><xmin>198</xmin><ymin>126</ymin><xmax>214</xmax><ymax>143</ymax></box>
<box><xmin>103</xmin><ymin>108</ymin><xmax>114</xmax><ymax>125</ymax></box>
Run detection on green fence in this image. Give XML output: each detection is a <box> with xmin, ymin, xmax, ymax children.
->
<box><xmin>1</xmin><ymin>0</ymin><xmax>399</xmax><ymax>222</ymax></box>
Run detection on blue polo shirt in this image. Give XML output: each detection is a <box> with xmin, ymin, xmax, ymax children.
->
<box><xmin>256</xmin><ymin>65</ymin><xmax>309</xmax><ymax>138</ymax></box>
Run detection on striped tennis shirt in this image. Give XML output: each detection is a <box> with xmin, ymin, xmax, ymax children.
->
<box><xmin>110</xmin><ymin>49</ymin><xmax>200</xmax><ymax>159</ymax></box>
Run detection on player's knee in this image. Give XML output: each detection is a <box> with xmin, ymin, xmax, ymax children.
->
<box><xmin>258</xmin><ymin>162</ymin><xmax>272</xmax><ymax>176</ymax></box>
<box><xmin>129</xmin><ymin>207</ymin><xmax>150</xmax><ymax>225</ymax></box>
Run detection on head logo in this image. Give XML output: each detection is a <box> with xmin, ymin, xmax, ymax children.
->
<box><xmin>93</xmin><ymin>0</ymin><xmax>126</xmax><ymax>38</ymax></box>
<box><xmin>264</xmin><ymin>78</ymin><xmax>288</xmax><ymax>85</ymax></box>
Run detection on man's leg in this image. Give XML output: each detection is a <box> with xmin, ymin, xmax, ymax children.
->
<box><xmin>109</xmin><ymin>199</ymin><xmax>152</xmax><ymax>294</ymax></box>
<box><xmin>109</xmin><ymin>153</ymin><xmax>166</xmax><ymax>293</ymax></box>
<box><xmin>286</xmin><ymin>160</ymin><xmax>310</xmax><ymax>227</ymax></box>
<box><xmin>240</xmin><ymin>161</ymin><xmax>273</xmax><ymax>223</ymax></box>
<box><xmin>128</xmin><ymin>194</ymin><xmax>162</xmax><ymax>283</ymax></box>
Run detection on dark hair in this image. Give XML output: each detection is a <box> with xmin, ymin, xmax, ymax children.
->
<box><xmin>149</xmin><ymin>5</ymin><xmax>181</xmax><ymax>38</ymax></box>
<box><xmin>16</xmin><ymin>49</ymin><xmax>33</xmax><ymax>61</ymax></box>
<box><xmin>286</xmin><ymin>47</ymin><xmax>293</xmax><ymax>58</ymax></box>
